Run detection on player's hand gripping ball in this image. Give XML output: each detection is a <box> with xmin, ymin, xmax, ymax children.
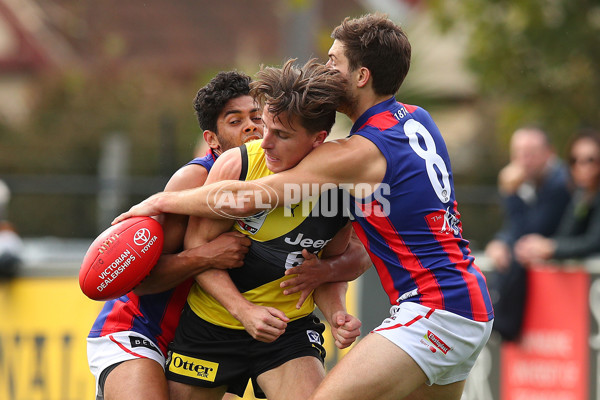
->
<box><xmin>79</xmin><ymin>216</ymin><xmax>164</xmax><ymax>300</ymax></box>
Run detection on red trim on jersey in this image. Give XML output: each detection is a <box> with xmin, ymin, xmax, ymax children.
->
<box><xmin>359</xmin><ymin>110</ymin><xmax>398</xmax><ymax>132</ymax></box>
<box><xmin>204</xmin><ymin>148</ymin><xmax>217</xmax><ymax>162</ymax></box>
<box><xmin>358</xmin><ymin>200</ymin><xmax>445</xmax><ymax>309</ymax></box>
<box><xmin>401</xmin><ymin>103</ymin><xmax>418</xmax><ymax>113</ymax></box>
<box><xmin>108</xmin><ymin>334</ymin><xmax>147</xmax><ymax>359</ymax></box>
<box><xmin>352</xmin><ymin>220</ymin><xmax>398</xmax><ymax>304</ymax></box>
<box><xmin>373</xmin><ymin>307</ymin><xmax>434</xmax><ymax>331</ymax></box>
<box><xmin>425</xmin><ymin>203</ymin><xmax>490</xmax><ymax>321</ymax></box>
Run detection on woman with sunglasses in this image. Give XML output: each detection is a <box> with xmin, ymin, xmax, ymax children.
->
<box><xmin>515</xmin><ymin>129</ymin><xmax>600</xmax><ymax>264</ymax></box>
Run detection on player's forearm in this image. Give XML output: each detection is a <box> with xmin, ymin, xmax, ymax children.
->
<box><xmin>156</xmin><ymin>187</ymin><xmax>214</xmax><ymax>216</ymax></box>
<box><xmin>155</xmin><ymin>181</ymin><xmax>272</xmax><ymax>218</ymax></box>
<box><xmin>321</xmin><ymin>235</ymin><xmax>372</xmax><ymax>283</ymax></box>
<box><xmin>313</xmin><ymin>282</ymin><xmax>348</xmax><ymax>325</ymax></box>
<box><xmin>194</xmin><ymin>269</ymin><xmax>252</xmax><ymax>320</ymax></box>
<box><xmin>133</xmin><ymin>249</ymin><xmax>214</xmax><ymax>295</ymax></box>
<box><xmin>114</xmin><ymin>176</ymin><xmax>333</xmax><ymax>225</ymax></box>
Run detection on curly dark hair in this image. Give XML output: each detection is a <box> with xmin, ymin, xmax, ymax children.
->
<box><xmin>193</xmin><ymin>71</ymin><xmax>252</xmax><ymax>133</ymax></box>
<box><xmin>331</xmin><ymin>13</ymin><xmax>411</xmax><ymax>96</ymax></box>
<box><xmin>250</xmin><ymin>59</ymin><xmax>346</xmax><ymax>135</ymax></box>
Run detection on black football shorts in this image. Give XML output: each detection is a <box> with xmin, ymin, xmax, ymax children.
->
<box><xmin>165</xmin><ymin>304</ymin><xmax>326</xmax><ymax>398</ymax></box>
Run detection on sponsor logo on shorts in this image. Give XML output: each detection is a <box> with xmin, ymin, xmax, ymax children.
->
<box><xmin>425</xmin><ymin>330</ymin><xmax>451</xmax><ymax>354</ymax></box>
<box><xmin>167</xmin><ymin>352</ymin><xmax>219</xmax><ymax>382</ymax></box>
<box><xmin>419</xmin><ymin>338</ymin><xmax>437</xmax><ymax>353</ymax></box>
<box><xmin>129</xmin><ymin>336</ymin><xmax>160</xmax><ymax>354</ymax></box>
<box><xmin>306</xmin><ymin>330</ymin><xmax>322</xmax><ymax>345</ymax></box>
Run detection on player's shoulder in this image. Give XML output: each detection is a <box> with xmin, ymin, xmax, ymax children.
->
<box><xmin>343</xmin><ymin>134</ymin><xmax>386</xmax><ymax>159</ymax></box>
<box><xmin>214</xmin><ymin>146</ymin><xmax>243</xmax><ymax>169</ymax></box>
<box><xmin>305</xmin><ymin>136</ymin><xmax>380</xmax><ymax>168</ymax></box>
<box><xmin>322</xmin><ymin>135</ymin><xmax>371</xmax><ymax>149</ymax></box>
<box><xmin>398</xmin><ymin>102</ymin><xmax>421</xmax><ymax>113</ymax></box>
<box><xmin>311</xmin><ymin>136</ymin><xmax>383</xmax><ymax>179</ymax></box>
<box><xmin>208</xmin><ymin>147</ymin><xmax>244</xmax><ymax>182</ymax></box>
<box><xmin>165</xmin><ymin>163</ymin><xmax>210</xmax><ymax>191</ymax></box>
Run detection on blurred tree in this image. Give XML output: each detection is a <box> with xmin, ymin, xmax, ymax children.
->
<box><xmin>0</xmin><ymin>68</ymin><xmax>208</xmax><ymax>237</ymax></box>
<box><xmin>429</xmin><ymin>0</ymin><xmax>600</xmax><ymax>151</ymax></box>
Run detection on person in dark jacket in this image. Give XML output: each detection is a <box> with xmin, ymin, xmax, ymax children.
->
<box><xmin>516</xmin><ymin>129</ymin><xmax>600</xmax><ymax>263</ymax></box>
<box><xmin>484</xmin><ymin>126</ymin><xmax>571</xmax><ymax>340</ymax></box>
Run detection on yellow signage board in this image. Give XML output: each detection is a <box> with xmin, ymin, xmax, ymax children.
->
<box><xmin>0</xmin><ymin>277</ymin><xmax>102</xmax><ymax>400</ymax></box>
<box><xmin>0</xmin><ymin>275</ymin><xmax>361</xmax><ymax>400</ymax></box>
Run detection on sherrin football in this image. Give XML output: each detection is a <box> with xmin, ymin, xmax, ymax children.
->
<box><xmin>79</xmin><ymin>216</ymin><xmax>164</xmax><ymax>301</ymax></box>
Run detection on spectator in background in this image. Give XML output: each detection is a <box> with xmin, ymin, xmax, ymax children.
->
<box><xmin>0</xmin><ymin>179</ymin><xmax>8</xmax><ymax>220</ymax></box>
<box><xmin>515</xmin><ymin>129</ymin><xmax>600</xmax><ymax>264</ymax></box>
<box><xmin>484</xmin><ymin>126</ymin><xmax>571</xmax><ymax>340</ymax></box>
<box><xmin>0</xmin><ymin>179</ymin><xmax>23</xmax><ymax>278</ymax></box>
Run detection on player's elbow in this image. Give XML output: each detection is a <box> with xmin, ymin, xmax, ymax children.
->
<box><xmin>237</xmin><ymin>201</ymin><xmax>264</xmax><ymax>217</ymax></box>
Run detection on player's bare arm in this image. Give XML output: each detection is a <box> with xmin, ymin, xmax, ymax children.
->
<box><xmin>160</xmin><ymin>163</ymin><xmax>210</xmax><ymax>251</ymax></box>
<box><xmin>313</xmin><ymin>282</ymin><xmax>361</xmax><ymax>349</ymax></box>
<box><xmin>261</xmin><ymin>134</ymin><xmax>388</xmax><ymax>198</ymax></box>
<box><xmin>134</xmin><ymin>163</ymin><xmax>206</xmax><ymax>294</ymax></box>
<box><xmin>311</xmin><ymin>223</ymin><xmax>362</xmax><ymax>349</ymax></box>
<box><xmin>196</xmin><ymin>269</ymin><xmax>291</xmax><ymax>343</ymax></box>
<box><xmin>183</xmin><ymin>147</ymin><xmax>244</xmax><ymax>249</ymax></box>
<box><xmin>112</xmin><ymin>135</ymin><xmax>387</xmax><ymax>222</ymax></box>
<box><xmin>134</xmin><ymin>161</ymin><xmax>249</xmax><ymax>295</ymax></box>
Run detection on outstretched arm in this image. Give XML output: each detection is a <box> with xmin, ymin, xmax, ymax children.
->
<box><xmin>112</xmin><ymin>136</ymin><xmax>386</xmax><ymax>223</ymax></box>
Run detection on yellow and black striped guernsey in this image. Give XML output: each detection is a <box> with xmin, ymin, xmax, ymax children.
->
<box><xmin>187</xmin><ymin>140</ymin><xmax>348</xmax><ymax>329</ymax></box>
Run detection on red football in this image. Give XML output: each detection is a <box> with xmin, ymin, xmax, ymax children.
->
<box><xmin>79</xmin><ymin>216</ymin><xmax>164</xmax><ymax>301</ymax></box>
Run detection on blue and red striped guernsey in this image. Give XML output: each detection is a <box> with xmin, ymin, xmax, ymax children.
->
<box><xmin>349</xmin><ymin>97</ymin><xmax>494</xmax><ymax>322</ymax></box>
<box><xmin>88</xmin><ymin>150</ymin><xmax>217</xmax><ymax>355</ymax></box>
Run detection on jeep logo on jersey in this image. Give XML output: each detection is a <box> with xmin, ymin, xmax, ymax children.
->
<box><xmin>284</xmin><ymin>233</ymin><xmax>332</xmax><ymax>249</ymax></box>
<box><xmin>207</xmin><ymin>181</ymin><xmax>279</xmax><ymax>219</ymax></box>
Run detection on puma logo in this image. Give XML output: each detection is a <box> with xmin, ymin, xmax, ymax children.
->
<box><xmin>289</xmin><ymin>203</ymin><xmax>301</xmax><ymax>217</ymax></box>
